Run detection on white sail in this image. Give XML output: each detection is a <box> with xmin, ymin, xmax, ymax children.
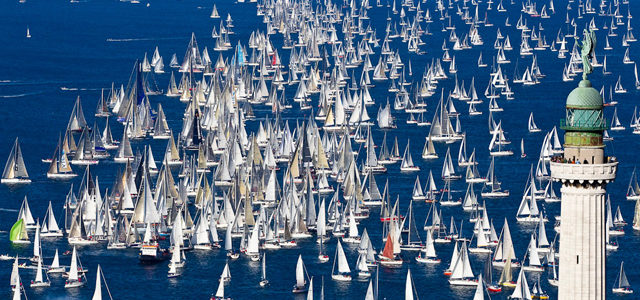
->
<box><xmin>511</xmin><ymin>268</ymin><xmax>532</xmax><ymax>299</ymax></box>
<box><xmin>92</xmin><ymin>265</ymin><xmax>103</xmax><ymax>300</ymax></box>
<box><xmin>296</xmin><ymin>255</ymin><xmax>306</xmax><ymax>287</ymax></box>
<box><xmin>69</xmin><ymin>247</ymin><xmax>79</xmax><ymax>281</ymax></box>
<box><xmin>336</xmin><ymin>241</ymin><xmax>351</xmax><ymax>273</ymax></box>
<box><xmin>405</xmin><ymin>269</ymin><xmax>414</xmax><ymax>300</ymax></box>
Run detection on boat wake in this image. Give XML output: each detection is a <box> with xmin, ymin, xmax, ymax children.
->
<box><xmin>60</xmin><ymin>87</ymin><xmax>103</xmax><ymax>91</ymax></box>
<box><xmin>0</xmin><ymin>208</ymin><xmax>18</xmax><ymax>212</ymax></box>
<box><xmin>107</xmin><ymin>37</ymin><xmax>184</xmax><ymax>42</ymax></box>
<box><xmin>0</xmin><ymin>91</ymin><xmax>43</xmax><ymax>98</ymax></box>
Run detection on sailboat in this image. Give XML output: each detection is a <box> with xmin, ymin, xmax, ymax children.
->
<box><xmin>531</xmin><ymin>278</ymin><xmax>549</xmax><ymax>299</ymax></box>
<box><xmin>528</xmin><ymin>112</ymin><xmax>541</xmax><ymax>132</ymax></box>
<box><xmin>416</xmin><ymin>229</ymin><xmax>440</xmax><ymax>264</ymax></box>
<box><xmin>47</xmin><ymin>249</ymin><xmax>65</xmax><ymax>273</ymax></box>
<box><xmin>30</xmin><ymin>257</ymin><xmax>50</xmax><ymax>287</ymax></box>
<box><xmin>612</xmin><ymin>261</ymin><xmax>633</xmax><ymax>294</ymax></box>
<box><xmin>510</xmin><ymin>268</ymin><xmax>532</xmax><ymax>299</ymax></box>
<box><xmin>31</xmin><ymin>220</ymin><xmax>42</xmax><ymax>262</ymax></box>
<box><xmin>356</xmin><ymin>252</ymin><xmax>371</xmax><ymax>278</ymax></box>
<box><xmin>167</xmin><ymin>245</ymin><xmax>183</xmax><ymax>278</ymax></box>
<box><xmin>493</xmin><ymin>219</ymin><xmax>519</xmax><ymax>268</ymax></box>
<box><xmin>9</xmin><ymin>218</ymin><xmax>29</xmax><ymax>244</ymax></box>
<box><xmin>448</xmin><ymin>242</ymin><xmax>478</xmax><ymax>286</ymax></box>
<box><xmin>10</xmin><ymin>256</ymin><xmax>21</xmax><ymax>292</ymax></box>
<box><xmin>259</xmin><ymin>253</ymin><xmax>269</xmax><ymax>287</ymax></box>
<box><xmin>473</xmin><ymin>274</ymin><xmax>492</xmax><ymax>300</ymax></box>
<box><xmin>611</xmin><ymin>107</ymin><xmax>625</xmax><ymax>130</ymax></box>
<box><xmin>442</xmin><ymin>148</ymin><xmax>461</xmax><ymax>180</ymax></box>
<box><xmin>615</xmin><ymin>76</ymin><xmax>627</xmax><ymax>93</ymax></box>
<box><xmin>421</xmin><ymin>135</ymin><xmax>438</xmax><ymax>159</ymax></box>
<box><xmin>522</xmin><ymin>236</ymin><xmax>544</xmax><ymax>272</ymax></box>
<box><xmin>212</xmin><ymin>272</ymin><xmax>232</xmax><ymax>300</ymax></box>
<box><xmin>65</xmin><ymin>247</ymin><xmax>86</xmax><ymax>288</ymax></box>
<box><xmin>405</xmin><ymin>269</ymin><xmax>418</xmax><ymax>300</ymax></box>
<box><xmin>482</xmin><ymin>256</ymin><xmax>501</xmax><ymax>292</ymax></box>
<box><xmin>400</xmin><ymin>140</ymin><xmax>419</xmax><ymax>172</ymax></box>
<box><xmin>92</xmin><ymin>265</ymin><xmax>113</xmax><ymax>300</ymax></box>
<box><xmin>400</xmin><ymin>201</ymin><xmax>422</xmax><ymax>250</ymax></box>
<box><xmin>2</xmin><ymin>138</ymin><xmax>31</xmax><ymax>184</ymax></box>
<box><xmin>489</xmin><ymin>122</ymin><xmax>513</xmax><ymax>156</ymax></box>
<box><xmin>331</xmin><ymin>240</ymin><xmax>352</xmax><ymax>281</ymax></box>
<box><xmin>219</xmin><ymin>262</ymin><xmax>231</xmax><ymax>283</ymax></box>
<box><xmin>210</xmin><ymin>4</ymin><xmax>220</xmax><ymax>18</ymax></box>
<box><xmin>47</xmin><ymin>134</ymin><xmax>76</xmax><ymax>179</ymax></box>
<box><xmin>292</xmin><ymin>255</ymin><xmax>309</xmax><ymax>293</ymax></box>
<box><xmin>379</xmin><ymin>230</ymin><xmax>403</xmax><ymax>266</ymax></box>
<box><xmin>26</xmin><ymin>27</ymin><xmax>31</xmax><ymax>38</ymax></box>
<box><xmin>516</xmin><ymin>177</ymin><xmax>546</xmax><ymax>223</ymax></box>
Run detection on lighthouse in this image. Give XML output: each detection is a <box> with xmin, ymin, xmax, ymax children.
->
<box><xmin>550</xmin><ymin>30</ymin><xmax>618</xmax><ymax>299</ymax></box>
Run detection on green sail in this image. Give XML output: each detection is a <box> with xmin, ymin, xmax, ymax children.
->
<box><xmin>9</xmin><ymin>219</ymin><xmax>24</xmax><ymax>242</ymax></box>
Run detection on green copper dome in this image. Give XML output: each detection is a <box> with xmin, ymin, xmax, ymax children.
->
<box><xmin>566</xmin><ymin>80</ymin><xmax>603</xmax><ymax>109</ymax></box>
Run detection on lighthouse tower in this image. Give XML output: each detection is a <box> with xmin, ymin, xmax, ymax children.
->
<box><xmin>550</xmin><ymin>35</ymin><xmax>618</xmax><ymax>298</ymax></box>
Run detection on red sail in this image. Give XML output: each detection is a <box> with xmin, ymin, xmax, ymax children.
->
<box><xmin>382</xmin><ymin>233</ymin><xmax>394</xmax><ymax>259</ymax></box>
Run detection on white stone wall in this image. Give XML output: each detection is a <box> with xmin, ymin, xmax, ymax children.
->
<box><xmin>558</xmin><ymin>184</ymin><xmax>606</xmax><ymax>300</ymax></box>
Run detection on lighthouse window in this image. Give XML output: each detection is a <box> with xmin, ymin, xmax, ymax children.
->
<box><xmin>577</xmin><ymin>255</ymin><xmax>579</xmax><ymax>264</ymax></box>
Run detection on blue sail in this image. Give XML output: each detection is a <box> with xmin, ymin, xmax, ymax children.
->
<box><xmin>136</xmin><ymin>62</ymin><xmax>146</xmax><ymax>106</ymax></box>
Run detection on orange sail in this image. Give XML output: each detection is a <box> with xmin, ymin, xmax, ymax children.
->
<box><xmin>382</xmin><ymin>233</ymin><xmax>394</xmax><ymax>259</ymax></box>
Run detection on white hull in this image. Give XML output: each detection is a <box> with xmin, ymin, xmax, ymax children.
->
<box><xmin>342</xmin><ymin>237</ymin><xmax>361</xmax><ymax>244</ymax></box>
<box><xmin>516</xmin><ymin>216</ymin><xmax>547</xmax><ymax>223</ymax></box>
<box><xmin>415</xmin><ymin>256</ymin><xmax>441</xmax><ymax>264</ymax></box>
<box><xmin>490</xmin><ymin>150</ymin><xmax>513</xmax><ymax>156</ymax></box>
<box><xmin>47</xmin><ymin>173</ymin><xmax>77</xmax><ymax>179</ymax></box>
<box><xmin>612</xmin><ymin>288</ymin><xmax>633</xmax><ymax>294</ymax></box>
<box><xmin>522</xmin><ymin>265</ymin><xmax>544</xmax><ymax>272</ymax></box>
<box><xmin>466</xmin><ymin>178</ymin><xmax>488</xmax><ymax>183</ymax></box>
<box><xmin>291</xmin><ymin>233</ymin><xmax>312</xmax><ymax>239</ymax></box>
<box><xmin>70</xmin><ymin>160</ymin><xmax>99</xmax><ymax>165</ymax></box>
<box><xmin>47</xmin><ymin>267</ymin><xmax>66</xmax><ymax>273</ymax></box>
<box><xmin>65</xmin><ymin>280</ymin><xmax>85</xmax><ymax>288</ymax></box>
<box><xmin>31</xmin><ymin>281</ymin><xmax>51</xmax><ymax>288</ymax></box>
<box><xmin>469</xmin><ymin>247</ymin><xmax>492</xmax><ymax>254</ymax></box>
<box><xmin>107</xmin><ymin>243</ymin><xmax>127</xmax><ymax>250</ymax></box>
<box><xmin>262</xmin><ymin>242</ymin><xmax>281</xmax><ymax>250</ymax></box>
<box><xmin>358</xmin><ymin>271</ymin><xmax>371</xmax><ymax>278</ymax></box>
<box><xmin>400</xmin><ymin>245</ymin><xmax>423</xmax><ymax>251</ymax></box>
<box><xmin>194</xmin><ymin>244</ymin><xmax>213</xmax><ymax>250</ymax></box>
<box><xmin>332</xmin><ymin>274</ymin><xmax>352</xmax><ymax>281</ymax></box>
<box><xmin>481</xmin><ymin>191</ymin><xmax>510</xmax><ymax>198</ymax></box>
<box><xmin>449</xmin><ymin>279</ymin><xmax>478</xmax><ymax>286</ymax></box>
<box><xmin>1</xmin><ymin>178</ymin><xmax>31</xmax><ymax>184</ymax></box>
<box><xmin>379</xmin><ymin>258</ymin><xmax>403</xmax><ymax>267</ymax></box>
<box><xmin>68</xmin><ymin>238</ymin><xmax>98</xmax><ymax>245</ymax></box>
<box><xmin>400</xmin><ymin>167</ymin><xmax>420</xmax><ymax>172</ymax></box>
<box><xmin>113</xmin><ymin>157</ymin><xmax>134</xmax><ymax>163</ymax></box>
<box><xmin>280</xmin><ymin>241</ymin><xmax>297</xmax><ymax>248</ymax></box>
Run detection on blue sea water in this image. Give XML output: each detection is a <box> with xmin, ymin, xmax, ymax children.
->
<box><xmin>0</xmin><ymin>0</ymin><xmax>640</xmax><ymax>299</ymax></box>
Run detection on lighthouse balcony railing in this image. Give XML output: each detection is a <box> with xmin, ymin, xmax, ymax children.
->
<box><xmin>550</xmin><ymin>159</ymin><xmax>617</xmax><ymax>183</ymax></box>
<box><xmin>559</xmin><ymin>119</ymin><xmax>608</xmax><ymax>131</ymax></box>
